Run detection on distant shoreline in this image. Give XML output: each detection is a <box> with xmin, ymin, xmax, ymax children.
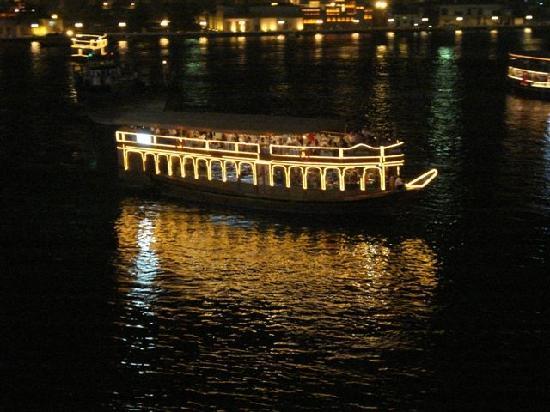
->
<box><xmin>1</xmin><ymin>24</ymin><xmax>548</xmax><ymax>42</ymax></box>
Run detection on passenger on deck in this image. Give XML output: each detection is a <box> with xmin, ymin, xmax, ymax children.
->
<box><xmin>394</xmin><ymin>176</ymin><xmax>404</xmax><ymax>191</ymax></box>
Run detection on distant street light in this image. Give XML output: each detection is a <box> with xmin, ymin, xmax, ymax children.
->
<box><xmin>119</xmin><ymin>21</ymin><xmax>127</xmax><ymax>28</ymax></box>
<box><xmin>75</xmin><ymin>22</ymin><xmax>84</xmax><ymax>28</ymax></box>
<box><xmin>160</xmin><ymin>19</ymin><xmax>169</xmax><ymax>28</ymax></box>
<box><xmin>525</xmin><ymin>15</ymin><xmax>533</xmax><ymax>20</ymax></box>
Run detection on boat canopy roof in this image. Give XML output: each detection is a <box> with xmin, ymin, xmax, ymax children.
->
<box><xmin>90</xmin><ymin>110</ymin><xmax>347</xmax><ymax>135</ymax></box>
<box><xmin>509</xmin><ymin>51</ymin><xmax>550</xmax><ymax>62</ymax></box>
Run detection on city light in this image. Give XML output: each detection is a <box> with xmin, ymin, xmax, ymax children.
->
<box><xmin>51</xmin><ymin>14</ymin><xmax>58</xmax><ymax>20</ymax></box>
<box><xmin>160</xmin><ymin>19</ymin><xmax>170</xmax><ymax>28</ymax></box>
<box><xmin>278</xmin><ymin>20</ymin><xmax>285</xmax><ymax>25</ymax></box>
<box><xmin>119</xmin><ymin>21</ymin><xmax>127</xmax><ymax>28</ymax></box>
<box><xmin>30</xmin><ymin>23</ymin><xmax>39</xmax><ymax>28</ymax></box>
<box><xmin>75</xmin><ymin>22</ymin><xmax>84</xmax><ymax>28</ymax></box>
<box><xmin>525</xmin><ymin>15</ymin><xmax>533</xmax><ymax>20</ymax></box>
<box><xmin>421</xmin><ymin>17</ymin><xmax>429</xmax><ymax>22</ymax></box>
<box><xmin>456</xmin><ymin>16</ymin><xmax>463</xmax><ymax>22</ymax></box>
<box><xmin>388</xmin><ymin>18</ymin><xmax>395</xmax><ymax>22</ymax></box>
<box><xmin>66</xmin><ymin>30</ymin><xmax>74</xmax><ymax>36</ymax></box>
<box><xmin>375</xmin><ymin>1</ymin><xmax>388</xmax><ymax>10</ymax></box>
<box><xmin>492</xmin><ymin>16</ymin><xmax>499</xmax><ymax>21</ymax></box>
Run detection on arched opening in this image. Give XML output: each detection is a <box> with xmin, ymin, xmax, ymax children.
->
<box><xmin>363</xmin><ymin>167</ymin><xmax>381</xmax><ymax>191</ymax></box>
<box><xmin>239</xmin><ymin>162</ymin><xmax>255</xmax><ymax>184</ymax></box>
<box><xmin>127</xmin><ymin>151</ymin><xmax>143</xmax><ymax>174</ymax></box>
<box><xmin>182</xmin><ymin>157</ymin><xmax>194</xmax><ymax>178</ymax></box>
<box><xmin>324</xmin><ymin>168</ymin><xmax>341</xmax><ymax>191</ymax></box>
<box><xmin>144</xmin><ymin>154</ymin><xmax>156</xmax><ymax>174</ymax></box>
<box><xmin>210</xmin><ymin>160</ymin><xmax>224</xmax><ymax>181</ymax></box>
<box><xmin>271</xmin><ymin>165</ymin><xmax>286</xmax><ymax>187</ymax></box>
<box><xmin>289</xmin><ymin>166</ymin><xmax>305</xmax><ymax>189</ymax></box>
<box><xmin>169</xmin><ymin>156</ymin><xmax>181</xmax><ymax>177</ymax></box>
<box><xmin>158</xmin><ymin>155</ymin><xmax>169</xmax><ymax>175</ymax></box>
<box><xmin>196</xmin><ymin>158</ymin><xmax>209</xmax><ymax>179</ymax></box>
<box><xmin>225</xmin><ymin>161</ymin><xmax>238</xmax><ymax>182</ymax></box>
<box><xmin>344</xmin><ymin>167</ymin><xmax>361</xmax><ymax>191</ymax></box>
<box><xmin>305</xmin><ymin>167</ymin><xmax>322</xmax><ymax>190</ymax></box>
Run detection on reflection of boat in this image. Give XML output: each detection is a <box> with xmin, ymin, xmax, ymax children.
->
<box><xmin>507</xmin><ymin>52</ymin><xmax>550</xmax><ymax>98</ymax></box>
<box><xmin>93</xmin><ymin>111</ymin><xmax>438</xmax><ymax>214</ymax></box>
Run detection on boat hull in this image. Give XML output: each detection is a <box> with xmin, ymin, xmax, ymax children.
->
<box><xmin>119</xmin><ymin>172</ymin><xmax>424</xmax><ymax>216</ymax></box>
<box><xmin>508</xmin><ymin>80</ymin><xmax>550</xmax><ymax>100</ymax></box>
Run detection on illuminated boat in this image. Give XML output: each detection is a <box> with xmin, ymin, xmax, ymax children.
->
<box><xmin>93</xmin><ymin>111</ymin><xmax>438</xmax><ymax>214</ymax></box>
<box><xmin>507</xmin><ymin>52</ymin><xmax>550</xmax><ymax>98</ymax></box>
<box><xmin>70</xmin><ymin>33</ymin><xmax>109</xmax><ymax>59</ymax></box>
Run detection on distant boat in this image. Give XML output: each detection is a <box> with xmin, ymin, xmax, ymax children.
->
<box><xmin>91</xmin><ymin>110</ymin><xmax>438</xmax><ymax>215</ymax></box>
<box><xmin>70</xmin><ymin>33</ymin><xmax>109</xmax><ymax>59</ymax></box>
<box><xmin>507</xmin><ymin>52</ymin><xmax>550</xmax><ymax>99</ymax></box>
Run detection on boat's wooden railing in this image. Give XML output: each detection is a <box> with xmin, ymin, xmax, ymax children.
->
<box><xmin>405</xmin><ymin>168</ymin><xmax>438</xmax><ymax>190</ymax></box>
<box><xmin>116</xmin><ymin>130</ymin><xmax>261</xmax><ymax>160</ymax></box>
<box><xmin>116</xmin><ymin>130</ymin><xmax>407</xmax><ymax>167</ymax></box>
<box><xmin>269</xmin><ymin>141</ymin><xmax>405</xmax><ymax>166</ymax></box>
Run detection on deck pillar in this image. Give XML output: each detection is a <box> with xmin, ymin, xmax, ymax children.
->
<box><xmin>154</xmin><ymin>155</ymin><xmax>160</xmax><ymax>175</ymax></box>
<box><xmin>222</xmin><ymin>161</ymin><xmax>227</xmax><ymax>182</ymax></box>
<box><xmin>193</xmin><ymin>159</ymin><xmax>199</xmax><ymax>179</ymax></box>
<box><xmin>285</xmin><ymin>167</ymin><xmax>291</xmax><ymax>188</ymax></box>
<box><xmin>339</xmin><ymin>169</ymin><xmax>345</xmax><ymax>191</ymax></box>
<box><xmin>123</xmin><ymin>148</ymin><xmax>129</xmax><ymax>171</ymax></box>
<box><xmin>252</xmin><ymin>163</ymin><xmax>258</xmax><ymax>186</ymax></box>
<box><xmin>207</xmin><ymin>160</ymin><xmax>212</xmax><ymax>181</ymax></box>
<box><xmin>180</xmin><ymin>157</ymin><xmax>186</xmax><ymax>178</ymax></box>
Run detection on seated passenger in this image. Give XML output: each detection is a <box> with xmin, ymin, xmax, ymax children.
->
<box><xmin>394</xmin><ymin>176</ymin><xmax>405</xmax><ymax>191</ymax></box>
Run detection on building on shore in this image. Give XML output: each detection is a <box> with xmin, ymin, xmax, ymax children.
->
<box><xmin>204</xmin><ymin>4</ymin><xmax>304</xmax><ymax>33</ymax></box>
<box><xmin>435</xmin><ymin>3</ymin><xmax>514</xmax><ymax>28</ymax></box>
<box><xmin>0</xmin><ymin>3</ymin><xmax>64</xmax><ymax>38</ymax></box>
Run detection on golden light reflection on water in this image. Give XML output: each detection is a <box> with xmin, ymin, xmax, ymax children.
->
<box><xmin>114</xmin><ymin>202</ymin><xmax>438</xmax><ymax>312</ymax></box>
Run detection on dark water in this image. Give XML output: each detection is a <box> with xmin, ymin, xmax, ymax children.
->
<box><xmin>1</xmin><ymin>30</ymin><xmax>549</xmax><ymax>410</ymax></box>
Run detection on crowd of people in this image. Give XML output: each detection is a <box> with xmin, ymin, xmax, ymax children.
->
<box><xmin>138</xmin><ymin>126</ymin><xmax>399</xmax><ymax>150</ymax></box>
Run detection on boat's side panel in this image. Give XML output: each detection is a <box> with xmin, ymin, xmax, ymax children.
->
<box><xmin>119</xmin><ymin>172</ymin><xmax>420</xmax><ymax>215</ymax></box>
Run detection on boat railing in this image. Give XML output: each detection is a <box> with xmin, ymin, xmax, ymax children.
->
<box><xmin>71</xmin><ymin>33</ymin><xmax>108</xmax><ymax>57</ymax></box>
<box><xmin>117</xmin><ymin>130</ymin><xmax>406</xmax><ymax>167</ymax></box>
<box><xmin>405</xmin><ymin>169</ymin><xmax>438</xmax><ymax>190</ymax></box>
<box><xmin>269</xmin><ymin>141</ymin><xmax>405</xmax><ymax>164</ymax></box>
<box><xmin>116</xmin><ymin>130</ymin><xmax>261</xmax><ymax>160</ymax></box>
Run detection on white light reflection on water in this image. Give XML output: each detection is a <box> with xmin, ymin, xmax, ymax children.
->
<box><xmin>428</xmin><ymin>47</ymin><xmax>462</xmax><ymax>161</ymax></box>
